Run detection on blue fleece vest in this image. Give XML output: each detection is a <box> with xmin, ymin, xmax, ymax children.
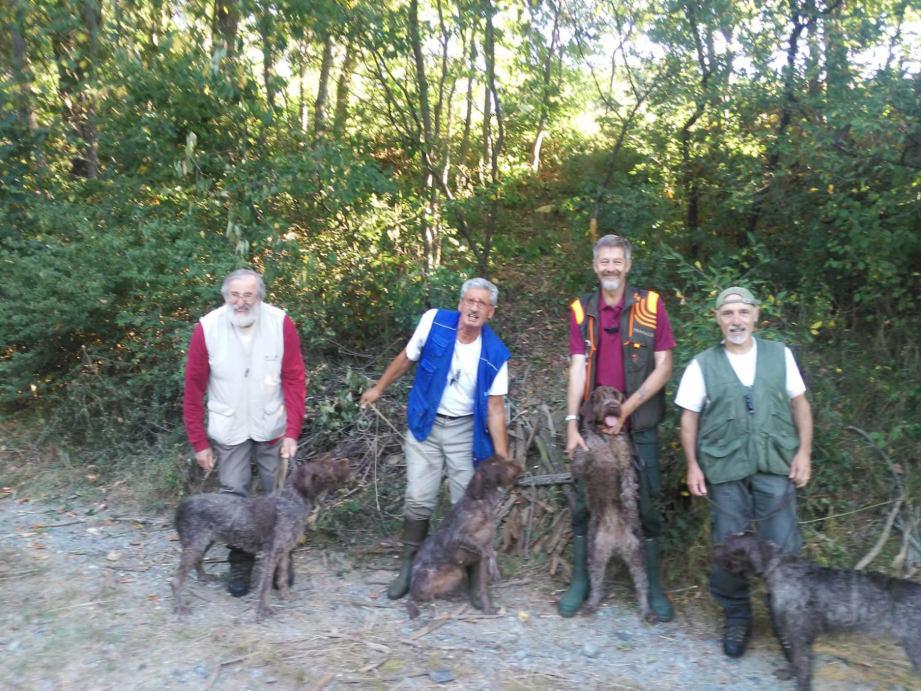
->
<box><xmin>406</xmin><ymin>309</ymin><xmax>510</xmax><ymax>465</ymax></box>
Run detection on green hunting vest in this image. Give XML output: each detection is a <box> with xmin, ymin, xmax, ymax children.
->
<box><xmin>696</xmin><ymin>338</ymin><xmax>800</xmax><ymax>485</ymax></box>
<box><xmin>570</xmin><ymin>286</ymin><xmax>665</xmax><ymax>432</ymax></box>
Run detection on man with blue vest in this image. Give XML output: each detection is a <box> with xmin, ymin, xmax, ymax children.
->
<box><xmin>183</xmin><ymin>268</ymin><xmax>306</xmax><ymax>596</ymax></box>
<box><xmin>561</xmin><ymin>234</ymin><xmax>676</xmax><ymax>622</ymax></box>
<box><xmin>360</xmin><ymin>278</ymin><xmax>510</xmax><ymax>603</ymax></box>
<box><xmin>675</xmin><ymin>286</ymin><xmax>813</xmax><ymax>658</ymax></box>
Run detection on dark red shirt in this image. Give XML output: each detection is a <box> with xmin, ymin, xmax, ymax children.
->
<box><xmin>569</xmin><ymin>291</ymin><xmax>676</xmax><ymax>392</ymax></box>
<box><xmin>182</xmin><ymin>314</ymin><xmax>306</xmax><ymax>452</ymax></box>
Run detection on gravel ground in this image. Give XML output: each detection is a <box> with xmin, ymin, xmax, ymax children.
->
<box><xmin>0</xmin><ymin>494</ymin><xmax>916</xmax><ymax>690</ymax></box>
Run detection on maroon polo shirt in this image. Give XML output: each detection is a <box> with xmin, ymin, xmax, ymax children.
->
<box><xmin>568</xmin><ymin>291</ymin><xmax>676</xmax><ymax>392</ymax></box>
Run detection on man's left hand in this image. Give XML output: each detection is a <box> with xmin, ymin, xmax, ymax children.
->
<box><xmin>280</xmin><ymin>436</ymin><xmax>298</xmax><ymax>460</ymax></box>
<box><xmin>789</xmin><ymin>450</ymin><xmax>811</xmax><ymax>488</ymax></box>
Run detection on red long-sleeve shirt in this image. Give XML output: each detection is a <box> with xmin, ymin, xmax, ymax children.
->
<box><xmin>182</xmin><ymin>314</ymin><xmax>306</xmax><ymax>452</ymax></box>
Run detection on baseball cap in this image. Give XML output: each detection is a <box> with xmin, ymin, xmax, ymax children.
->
<box><xmin>715</xmin><ymin>286</ymin><xmax>761</xmax><ymax>309</ymax></box>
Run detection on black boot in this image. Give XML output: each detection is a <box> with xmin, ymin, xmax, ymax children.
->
<box><xmin>227</xmin><ymin>547</ymin><xmax>255</xmax><ymax>597</ymax></box>
<box><xmin>387</xmin><ymin>517</ymin><xmax>430</xmax><ymax>600</ymax></box>
<box><xmin>722</xmin><ymin>605</ymin><xmax>752</xmax><ymax>658</ymax></box>
<box><xmin>644</xmin><ymin>538</ymin><xmax>675</xmax><ymax>622</ymax></box>
<box><xmin>557</xmin><ymin>534</ymin><xmax>589</xmax><ymax>617</ymax></box>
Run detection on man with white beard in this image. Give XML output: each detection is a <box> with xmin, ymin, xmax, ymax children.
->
<box><xmin>675</xmin><ymin>286</ymin><xmax>813</xmax><ymax>658</ymax></box>
<box><xmin>560</xmin><ymin>234</ymin><xmax>676</xmax><ymax>622</ymax></box>
<box><xmin>183</xmin><ymin>268</ymin><xmax>306</xmax><ymax>596</ymax></box>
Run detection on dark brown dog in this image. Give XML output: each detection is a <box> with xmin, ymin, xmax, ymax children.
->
<box><xmin>714</xmin><ymin>531</ymin><xmax>921</xmax><ymax>690</ymax></box>
<box><xmin>573</xmin><ymin>386</ymin><xmax>653</xmax><ymax>622</ymax></box>
<box><xmin>407</xmin><ymin>455</ymin><xmax>522</xmax><ymax>619</ymax></box>
<box><xmin>171</xmin><ymin>454</ymin><xmax>350</xmax><ymax>621</ymax></box>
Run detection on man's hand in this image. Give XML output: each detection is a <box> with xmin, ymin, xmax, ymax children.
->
<box><xmin>565</xmin><ymin>422</ymin><xmax>588</xmax><ymax>458</ymax></box>
<box><xmin>280</xmin><ymin>436</ymin><xmax>298</xmax><ymax>460</ymax></box>
<box><xmin>686</xmin><ymin>462</ymin><xmax>707</xmax><ymax>497</ymax></box>
<box><xmin>359</xmin><ymin>387</ymin><xmax>380</xmax><ymax>409</ymax></box>
<box><xmin>195</xmin><ymin>447</ymin><xmax>214</xmax><ymax>472</ymax></box>
<box><xmin>788</xmin><ymin>450</ymin><xmax>812</xmax><ymax>488</ymax></box>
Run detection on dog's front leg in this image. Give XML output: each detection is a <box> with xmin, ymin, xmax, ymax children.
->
<box><xmin>255</xmin><ymin>549</ymin><xmax>279</xmax><ymax>622</ymax></box>
<box><xmin>471</xmin><ymin>558</ymin><xmax>496</xmax><ymax>614</ymax></box>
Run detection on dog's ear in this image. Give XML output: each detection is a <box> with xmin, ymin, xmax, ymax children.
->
<box><xmin>579</xmin><ymin>397</ymin><xmax>593</xmax><ymax>423</ymax></box>
<box><xmin>468</xmin><ymin>468</ymin><xmax>486</xmax><ymax>499</ymax></box>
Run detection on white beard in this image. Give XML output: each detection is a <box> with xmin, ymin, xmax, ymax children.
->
<box><xmin>601</xmin><ymin>277</ymin><xmax>621</xmax><ymax>292</ymax></box>
<box><xmin>230</xmin><ymin>302</ymin><xmax>260</xmax><ymax>328</ymax></box>
<box><xmin>726</xmin><ymin>329</ymin><xmax>749</xmax><ymax>345</ymax></box>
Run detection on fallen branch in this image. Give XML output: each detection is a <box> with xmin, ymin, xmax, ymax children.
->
<box><xmin>855</xmin><ymin>497</ymin><xmax>904</xmax><ymax>571</ymax></box>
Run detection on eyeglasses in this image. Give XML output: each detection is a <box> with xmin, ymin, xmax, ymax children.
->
<box><xmin>228</xmin><ymin>291</ymin><xmax>257</xmax><ymax>301</ymax></box>
<box><xmin>462</xmin><ymin>297</ymin><xmax>491</xmax><ymax>308</ymax></box>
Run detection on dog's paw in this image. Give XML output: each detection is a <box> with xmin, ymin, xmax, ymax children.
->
<box><xmin>255</xmin><ymin>605</ymin><xmax>274</xmax><ymax>623</ymax></box>
<box><xmin>581</xmin><ymin>604</ymin><xmax>599</xmax><ymax>617</ymax></box>
<box><xmin>643</xmin><ymin>610</ymin><xmax>657</xmax><ymax>623</ymax></box>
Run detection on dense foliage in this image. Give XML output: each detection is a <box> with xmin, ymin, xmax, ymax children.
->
<box><xmin>1</xmin><ymin>0</ymin><xmax>918</xmax><ymax>566</ymax></box>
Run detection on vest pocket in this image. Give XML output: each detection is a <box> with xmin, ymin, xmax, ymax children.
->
<box><xmin>206</xmin><ymin>401</ymin><xmax>236</xmax><ymax>444</ymax></box>
<box><xmin>761</xmin><ymin>412</ymin><xmax>798</xmax><ymax>474</ymax></box>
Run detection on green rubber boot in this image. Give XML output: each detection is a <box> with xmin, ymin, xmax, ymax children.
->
<box><xmin>386</xmin><ymin>517</ymin><xmax>429</xmax><ymax>600</ymax></box>
<box><xmin>644</xmin><ymin>537</ymin><xmax>674</xmax><ymax>622</ymax></box>
<box><xmin>557</xmin><ymin>534</ymin><xmax>589</xmax><ymax>617</ymax></box>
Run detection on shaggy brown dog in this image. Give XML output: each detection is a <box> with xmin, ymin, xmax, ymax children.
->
<box><xmin>714</xmin><ymin>531</ymin><xmax>921</xmax><ymax>690</ymax></box>
<box><xmin>171</xmin><ymin>454</ymin><xmax>350</xmax><ymax>621</ymax></box>
<box><xmin>407</xmin><ymin>455</ymin><xmax>522</xmax><ymax>619</ymax></box>
<box><xmin>573</xmin><ymin>386</ymin><xmax>653</xmax><ymax>622</ymax></box>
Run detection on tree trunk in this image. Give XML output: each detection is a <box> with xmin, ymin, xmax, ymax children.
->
<box><xmin>212</xmin><ymin>0</ymin><xmax>239</xmax><ymax>58</ymax></box>
<box><xmin>313</xmin><ymin>32</ymin><xmax>334</xmax><ymax>137</ymax></box>
<box><xmin>333</xmin><ymin>39</ymin><xmax>356</xmax><ymax>137</ymax></box>
<box><xmin>258</xmin><ymin>11</ymin><xmax>276</xmax><ymax>113</ymax></box>
<box><xmin>8</xmin><ymin>0</ymin><xmax>37</xmax><ymax>142</ymax></box>
<box><xmin>51</xmin><ymin>0</ymin><xmax>102</xmax><ymax>179</ymax></box>
<box><xmin>408</xmin><ymin>0</ymin><xmax>439</xmax><ymax>275</ymax></box>
<box><xmin>530</xmin><ymin>0</ymin><xmax>561</xmax><ymax>173</ymax></box>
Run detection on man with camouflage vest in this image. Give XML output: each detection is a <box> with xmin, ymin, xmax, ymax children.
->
<box><xmin>561</xmin><ymin>234</ymin><xmax>676</xmax><ymax>622</ymax></box>
<box><xmin>675</xmin><ymin>286</ymin><xmax>813</xmax><ymax>658</ymax></box>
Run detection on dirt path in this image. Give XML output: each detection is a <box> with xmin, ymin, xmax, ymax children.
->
<box><xmin>1</xmin><ymin>495</ymin><xmax>915</xmax><ymax>690</ymax></box>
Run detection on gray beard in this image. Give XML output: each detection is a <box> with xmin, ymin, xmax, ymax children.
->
<box><xmin>601</xmin><ymin>277</ymin><xmax>621</xmax><ymax>292</ymax></box>
<box><xmin>230</xmin><ymin>302</ymin><xmax>260</xmax><ymax>328</ymax></box>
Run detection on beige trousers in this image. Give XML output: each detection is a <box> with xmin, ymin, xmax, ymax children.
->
<box><xmin>403</xmin><ymin>415</ymin><xmax>475</xmax><ymax>520</ymax></box>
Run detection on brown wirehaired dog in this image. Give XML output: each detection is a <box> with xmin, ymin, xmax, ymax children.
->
<box><xmin>171</xmin><ymin>454</ymin><xmax>351</xmax><ymax>621</ymax></box>
<box><xmin>407</xmin><ymin>455</ymin><xmax>522</xmax><ymax>619</ymax></box>
<box><xmin>573</xmin><ymin>386</ymin><xmax>653</xmax><ymax>622</ymax></box>
<box><xmin>714</xmin><ymin>531</ymin><xmax>921</xmax><ymax>690</ymax></box>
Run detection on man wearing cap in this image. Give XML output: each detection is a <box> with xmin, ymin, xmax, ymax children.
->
<box><xmin>560</xmin><ymin>233</ymin><xmax>676</xmax><ymax>622</ymax></box>
<box><xmin>675</xmin><ymin>286</ymin><xmax>813</xmax><ymax>658</ymax></box>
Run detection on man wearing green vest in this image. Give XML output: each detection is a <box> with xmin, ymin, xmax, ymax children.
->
<box><xmin>561</xmin><ymin>234</ymin><xmax>676</xmax><ymax>622</ymax></box>
<box><xmin>675</xmin><ymin>286</ymin><xmax>813</xmax><ymax>658</ymax></box>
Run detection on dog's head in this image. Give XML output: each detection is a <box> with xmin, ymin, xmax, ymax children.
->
<box><xmin>580</xmin><ymin>386</ymin><xmax>624</xmax><ymax>432</ymax></box>
<box><xmin>712</xmin><ymin>531</ymin><xmax>782</xmax><ymax>578</ymax></box>
<box><xmin>468</xmin><ymin>455</ymin><xmax>522</xmax><ymax>500</ymax></box>
<box><xmin>290</xmin><ymin>454</ymin><xmax>351</xmax><ymax>498</ymax></box>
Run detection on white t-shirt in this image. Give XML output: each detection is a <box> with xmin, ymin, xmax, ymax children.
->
<box><xmin>674</xmin><ymin>339</ymin><xmax>806</xmax><ymax>413</ymax></box>
<box><xmin>405</xmin><ymin>309</ymin><xmax>509</xmax><ymax>417</ymax></box>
